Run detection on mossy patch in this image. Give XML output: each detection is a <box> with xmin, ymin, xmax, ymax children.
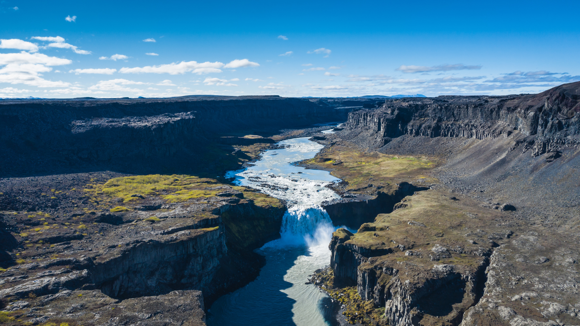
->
<box><xmin>144</xmin><ymin>216</ymin><xmax>161</xmax><ymax>223</ymax></box>
<box><xmin>110</xmin><ymin>206</ymin><xmax>130</xmax><ymax>213</ymax></box>
<box><xmin>302</xmin><ymin>142</ymin><xmax>438</xmax><ymax>194</ymax></box>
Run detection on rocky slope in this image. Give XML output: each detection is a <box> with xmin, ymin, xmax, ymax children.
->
<box><xmin>309</xmin><ymin>82</ymin><xmax>580</xmax><ymax>326</ymax></box>
<box><xmin>0</xmin><ymin>173</ymin><xmax>284</xmax><ymax>325</ymax></box>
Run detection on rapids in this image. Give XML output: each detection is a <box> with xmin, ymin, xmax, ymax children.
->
<box><xmin>207</xmin><ymin>133</ymin><xmax>347</xmax><ymax>326</ymax></box>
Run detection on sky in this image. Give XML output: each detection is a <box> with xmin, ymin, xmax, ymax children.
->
<box><xmin>1</xmin><ymin>0</ymin><xmax>580</xmax><ymax>98</ymax></box>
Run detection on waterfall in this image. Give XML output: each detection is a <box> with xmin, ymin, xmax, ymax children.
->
<box><xmin>276</xmin><ymin>205</ymin><xmax>335</xmax><ymax>247</ymax></box>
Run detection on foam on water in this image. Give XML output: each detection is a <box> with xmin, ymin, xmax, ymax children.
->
<box><xmin>209</xmin><ymin>131</ymin><xmax>344</xmax><ymax>326</ymax></box>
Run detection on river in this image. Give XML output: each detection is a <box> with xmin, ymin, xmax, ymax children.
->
<box><xmin>207</xmin><ymin>132</ymin><xmax>347</xmax><ymax>326</ymax></box>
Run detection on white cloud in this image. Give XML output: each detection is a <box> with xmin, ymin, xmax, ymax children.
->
<box><xmin>259</xmin><ymin>82</ymin><xmax>285</xmax><ymax>90</ymax></box>
<box><xmin>396</xmin><ymin>64</ymin><xmax>482</xmax><ymax>73</ymax></box>
<box><xmin>65</xmin><ymin>15</ymin><xmax>76</xmax><ymax>22</ymax></box>
<box><xmin>302</xmin><ymin>63</ymin><xmax>313</xmax><ymax>66</ymax></box>
<box><xmin>31</xmin><ymin>36</ymin><xmax>65</xmax><ymax>43</ymax></box>
<box><xmin>278</xmin><ymin>35</ymin><xmax>288</xmax><ymax>41</ymax></box>
<box><xmin>0</xmin><ymin>64</ymin><xmax>70</xmax><ymax>88</ymax></box>
<box><xmin>308</xmin><ymin>48</ymin><xmax>331</xmax><ymax>57</ymax></box>
<box><xmin>119</xmin><ymin>61</ymin><xmax>225</xmax><ymax>75</ymax></box>
<box><xmin>245</xmin><ymin>78</ymin><xmax>263</xmax><ymax>82</ymax></box>
<box><xmin>230</xmin><ymin>78</ymin><xmax>239</xmax><ymax>81</ymax></box>
<box><xmin>89</xmin><ymin>79</ymin><xmax>146</xmax><ymax>92</ymax></box>
<box><xmin>13</xmin><ymin>6</ymin><xmax>18</xmax><ymax>10</ymax></box>
<box><xmin>309</xmin><ymin>85</ymin><xmax>348</xmax><ymax>91</ymax></box>
<box><xmin>0</xmin><ymin>39</ymin><xmax>38</xmax><ymax>52</ymax></box>
<box><xmin>224</xmin><ymin>59</ymin><xmax>259</xmax><ymax>68</ymax></box>
<box><xmin>325</xmin><ymin>72</ymin><xmax>339</xmax><ymax>76</ymax></box>
<box><xmin>143</xmin><ymin>38</ymin><xmax>156</xmax><ymax>42</ymax></box>
<box><xmin>0</xmin><ymin>51</ymin><xmax>71</xmax><ymax>66</ymax></box>
<box><xmin>0</xmin><ymin>51</ymin><xmax>72</xmax><ymax>88</ymax></box>
<box><xmin>203</xmin><ymin>77</ymin><xmax>238</xmax><ymax>86</ymax></box>
<box><xmin>99</xmin><ymin>54</ymin><xmax>128</xmax><ymax>61</ymax></box>
<box><xmin>46</xmin><ymin>42</ymin><xmax>90</xmax><ymax>54</ymax></box>
<box><xmin>329</xmin><ymin>66</ymin><xmax>341</xmax><ymax>70</ymax></box>
<box><xmin>146</xmin><ymin>53</ymin><xmax>159</xmax><ymax>56</ymax></box>
<box><xmin>303</xmin><ymin>67</ymin><xmax>325</xmax><ymax>71</ymax></box>
<box><xmin>279</xmin><ymin>51</ymin><xmax>293</xmax><ymax>56</ymax></box>
<box><xmin>70</xmin><ymin>68</ymin><xmax>117</xmax><ymax>75</ymax></box>
<box><xmin>157</xmin><ymin>79</ymin><xmax>176</xmax><ymax>86</ymax></box>
<box><xmin>32</xmin><ymin>36</ymin><xmax>90</xmax><ymax>54</ymax></box>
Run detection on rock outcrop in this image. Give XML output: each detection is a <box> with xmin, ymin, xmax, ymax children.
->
<box><xmin>0</xmin><ymin>173</ymin><xmax>285</xmax><ymax>325</ymax></box>
<box><xmin>0</xmin><ymin>96</ymin><xmax>354</xmax><ymax>177</ymax></box>
<box><xmin>342</xmin><ymin>81</ymin><xmax>580</xmax><ymax>156</ymax></box>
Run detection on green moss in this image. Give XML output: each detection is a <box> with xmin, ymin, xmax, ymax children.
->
<box><xmin>0</xmin><ymin>311</ymin><xmax>15</xmax><ymax>323</ymax></box>
<box><xmin>144</xmin><ymin>216</ymin><xmax>161</xmax><ymax>223</ymax></box>
<box><xmin>110</xmin><ymin>206</ymin><xmax>130</xmax><ymax>213</ymax></box>
<box><xmin>162</xmin><ymin>189</ymin><xmax>219</xmax><ymax>203</ymax></box>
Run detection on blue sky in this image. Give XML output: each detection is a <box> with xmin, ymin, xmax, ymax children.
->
<box><xmin>1</xmin><ymin>0</ymin><xmax>579</xmax><ymax>98</ymax></box>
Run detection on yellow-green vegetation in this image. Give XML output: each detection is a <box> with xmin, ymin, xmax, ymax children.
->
<box><xmin>232</xmin><ymin>186</ymin><xmax>284</xmax><ymax>208</ymax></box>
<box><xmin>0</xmin><ymin>267</ymin><xmax>6</xmax><ymax>273</ymax></box>
<box><xmin>0</xmin><ymin>311</ymin><xmax>15</xmax><ymax>323</ymax></box>
<box><xmin>86</xmin><ymin>174</ymin><xmax>282</xmax><ymax>208</ymax></box>
<box><xmin>16</xmin><ymin>259</ymin><xmax>26</xmax><ymax>264</ymax></box>
<box><xmin>78</xmin><ymin>224</ymin><xmax>87</xmax><ymax>229</ymax></box>
<box><xmin>345</xmin><ymin>190</ymin><xmax>505</xmax><ymax>282</ymax></box>
<box><xmin>312</xmin><ymin>269</ymin><xmax>386</xmax><ymax>325</ymax></box>
<box><xmin>303</xmin><ymin>143</ymin><xmax>438</xmax><ymax>193</ymax></box>
<box><xmin>110</xmin><ymin>206</ymin><xmax>130</xmax><ymax>213</ymax></box>
<box><xmin>144</xmin><ymin>216</ymin><xmax>161</xmax><ymax>223</ymax></box>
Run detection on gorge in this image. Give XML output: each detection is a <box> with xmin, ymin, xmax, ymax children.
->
<box><xmin>1</xmin><ymin>81</ymin><xmax>579</xmax><ymax>325</ymax></box>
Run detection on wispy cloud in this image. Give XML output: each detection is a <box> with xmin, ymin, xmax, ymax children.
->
<box><xmin>308</xmin><ymin>48</ymin><xmax>331</xmax><ymax>57</ymax></box>
<box><xmin>396</xmin><ymin>64</ymin><xmax>482</xmax><ymax>73</ymax></box>
<box><xmin>203</xmin><ymin>77</ymin><xmax>238</xmax><ymax>86</ymax></box>
<box><xmin>120</xmin><ymin>61</ymin><xmax>224</xmax><ymax>75</ymax></box>
<box><xmin>157</xmin><ymin>79</ymin><xmax>176</xmax><ymax>86</ymax></box>
<box><xmin>279</xmin><ymin>51</ymin><xmax>293</xmax><ymax>56</ymax></box>
<box><xmin>302</xmin><ymin>63</ymin><xmax>313</xmax><ymax>67</ymax></box>
<box><xmin>303</xmin><ymin>67</ymin><xmax>325</xmax><ymax>71</ymax></box>
<box><xmin>278</xmin><ymin>35</ymin><xmax>288</xmax><ymax>41</ymax></box>
<box><xmin>325</xmin><ymin>72</ymin><xmax>339</xmax><ymax>76</ymax></box>
<box><xmin>259</xmin><ymin>82</ymin><xmax>286</xmax><ymax>90</ymax></box>
<box><xmin>32</xmin><ymin>36</ymin><xmax>90</xmax><ymax>54</ymax></box>
<box><xmin>0</xmin><ymin>39</ymin><xmax>38</xmax><ymax>52</ymax></box>
<box><xmin>65</xmin><ymin>15</ymin><xmax>76</xmax><ymax>22</ymax></box>
<box><xmin>146</xmin><ymin>53</ymin><xmax>159</xmax><ymax>56</ymax></box>
<box><xmin>143</xmin><ymin>38</ymin><xmax>156</xmax><ymax>43</ymax></box>
<box><xmin>0</xmin><ymin>51</ymin><xmax>71</xmax><ymax>87</ymax></box>
<box><xmin>245</xmin><ymin>78</ymin><xmax>263</xmax><ymax>82</ymax></box>
<box><xmin>99</xmin><ymin>54</ymin><xmax>128</xmax><ymax>61</ymax></box>
<box><xmin>89</xmin><ymin>79</ymin><xmax>146</xmax><ymax>92</ymax></box>
<box><xmin>70</xmin><ymin>68</ymin><xmax>117</xmax><ymax>75</ymax></box>
<box><xmin>223</xmin><ymin>59</ymin><xmax>259</xmax><ymax>68</ymax></box>
<box><xmin>13</xmin><ymin>6</ymin><xmax>18</xmax><ymax>10</ymax></box>
<box><xmin>329</xmin><ymin>66</ymin><xmax>341</xmax><ymax>70</ymax></box>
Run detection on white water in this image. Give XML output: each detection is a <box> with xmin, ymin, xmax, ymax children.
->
<box><xmin>208</xmin><ymin>133</ymin><xmax>346</xmax><ymax>326</ymax></box>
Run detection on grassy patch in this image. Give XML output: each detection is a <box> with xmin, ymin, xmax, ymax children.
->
<box><xmin>144</xmin><ymin>216</ymin><xmax>161</xmax><ymax>223</ymax></box>
<box><xmin>110</xmin><ymin>206</ymin><xmax>130</xmax><ymax>213</ymax></box>
<box><xmin>303</xmin><ymin>143</ymin><xmax>438</xmax><ymax>193</ymax></box>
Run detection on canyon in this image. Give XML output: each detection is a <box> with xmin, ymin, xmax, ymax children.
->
<box><xmin>1</xmin><ymin>82</ymin><xmax>579</xmax><ymax>325</ymax></box>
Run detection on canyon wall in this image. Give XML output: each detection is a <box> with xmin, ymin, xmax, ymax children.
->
<box><xmin>0</xmin><ymin>96</ymin><xmax>350</xmax><ymax>177</ymax></box>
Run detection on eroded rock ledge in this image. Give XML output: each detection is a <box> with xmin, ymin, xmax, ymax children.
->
<box><xmin>0</xmin><ymin>173</ymin><xmax>285</xmax><ymax>325</ymax></box>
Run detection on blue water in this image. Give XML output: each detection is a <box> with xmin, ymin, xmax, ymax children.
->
<box><xmin>208</xmin><ymin>134</ymin><xmax>345</xmax><ymax>326</ymax></box>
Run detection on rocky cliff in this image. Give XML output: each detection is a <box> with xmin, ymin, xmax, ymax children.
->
<box><xmin>0</xmin><ymin>173</ymin><xmax>284</xmax><ymax>325</ymax></box>
<box><xmin>311</xmin><ymin>82</ymin><xmax>580</xmax><ymax>325</ymax></box>
<box><xmin>0</xmin><ymin>96</ymin><xmax>351</xmax><ymax>177</ymax></box>
<box><xmin>342</xmin><ymin>81</ymin><xmax>580</xmax><ymax>156</ymax></box>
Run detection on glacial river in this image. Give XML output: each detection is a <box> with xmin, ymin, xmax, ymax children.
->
<box><xmin>207</xmin><ymin>131</ymin><xmax>347</xmax><ymax>326</ymax></box>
